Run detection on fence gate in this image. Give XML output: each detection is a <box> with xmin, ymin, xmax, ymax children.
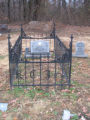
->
<box><xmin>8</xmin><ymin>24</ymin><xmax>73</xmax><ymax>88</ymax></box>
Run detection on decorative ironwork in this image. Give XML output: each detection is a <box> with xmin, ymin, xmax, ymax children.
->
<box><xmin>30</xmin><ymin>70</ymin><xmax>36</xmax><ymax>79</ymax></box>
<box><xmin>8</xmin><ymin>23</ymin><xmax>73</xmax><ymax>88</ymax></box>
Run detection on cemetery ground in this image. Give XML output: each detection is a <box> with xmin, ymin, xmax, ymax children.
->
<box><xmin>0</xmin><ymin>22</ymin><xmax>90</xmax><ymax>120</ymax></box>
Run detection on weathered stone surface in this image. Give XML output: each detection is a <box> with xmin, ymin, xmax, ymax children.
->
<box><xmin>31</xmin><ymin>40</ymin><xmax>49</xmax><ymax>54</ymax></box>
<box><xmin>73</xmin><ymin>42</ymin><xmax>88</xmax><ymax>57</ymax></box>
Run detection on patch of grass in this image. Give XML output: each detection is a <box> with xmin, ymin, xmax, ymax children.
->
<box><xmin>8</xmin><ymin>87</ymin><xmax>51</xmax><ymax>99</ymax></box>
<box><xmin>71</xmin><ymin>93</ymin><xmax>78</xmax><ymax>100</ymax></box>
<box><xmin>72</xmin><ymin>61</ymin><xmax>81</xmax><ymax>73</ymax></box>
<box><xmin>72</xmin><ymin>61</ymin><xmax>81</xmax><ymax>67</ymax></box>
<box><xmin>71</xmin><ymin>81</ymin><xmax>83</xmax><ymax>87</ymax></box>
<box><xmin>71</xmin><ymin>115</ymin><xmax>79</xmax><ymax>120</ymax></box>
<box><xmin>82</xmin><ymin>74</ymin><xmax>90</xmax><ymax>78</ymax></box>
<box><xmin>87</xmin><ymin>58</ymin><xmax>90</xmax><ymax>66</ymax></box>
<box><xmin>52</xmin><ymin>52</ymin><xmax>55</xmax><ymax>57</ymax></box>
<box><xmin>51</xmin><ymin>101</ymin><xmax>60</xmax><ymax>106</ymax></box>
<box><xmin>24</xmin><ymin>113</ymin><xmax>30</xmax><ymax>118</ymax></box>
<box><xmin>13</xmin><ymin>80</ymin><xmax>25</xmax><ymax>85</ymax></box>
<box><xmin>8</xmin><ymin>107</ymin><xmax>18</xmax><ymax>113</ymax></box>
<box><xmin>51</xmin><ymin>91</ymin><xmax>56</xmax><ymax>96</ymax></box>
<box><xmin>12</xmin><ymin>108</ymin><xmax>18</xmax><ymax>112</ymax></box>
<box><xmin>84</xmin><ymin>84</ymin><xmax>90</xmax><ymax>88</ymax></box>
<box><xmin>36</xmin><ymin>88</ymin><xmax>50</xmax><ymax>97</ymax></box>
<box><xmin>55</xmin><ymin>102</ymin><xmax>60</xmax><ymax>105</ymax></box>
<box><xmin>70</xmin><ymin>87</ymin><xmax>75</xmax><ymax>91</ymax></box>
<box><xmin>42</xmin><ymin>92</ymin><xmax>50</xmax><ymax>97</ymax></box>
<box><xmin>61</xmin><ymin>92</ymin><xmax>78</xmax><ymax>100</ymax></box>
<box><xmin>71</xmin><ymin>67</ymin><xmax>74</xmax><ymax>73</ymax></box>
<box><xmin>0</xmin><ymin>111</ymin><xmax>2</xmax><ymax>116</ymax></box>
<box><xmin>25</xmin><ymin>88</ymin><xmax>50</xmax><ymax>99</ymax></box>
<box><xmin>8</xmin><ymin>87</ymin><xmax>25</xmax><ymax>97</ymax></box>
<box><xmin>26</xmin><ymin>89</ymin><xmax>36</xmax><ymax>99</ymax></box>
<box><xmin>8</xmin><ymin>87</ymin><xmax>52</xmax><ymax>100</ymax></box>
<box><xmin>53</xmin><ymin>111</ymin><xmax>58</xmax><ymax>116</ymax></box>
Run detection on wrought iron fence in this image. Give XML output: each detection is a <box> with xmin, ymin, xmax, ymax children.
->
<box><xmin>8</xmin><ymin>23</ymin><xmax>73</xmax><ymax>88</ymax></box>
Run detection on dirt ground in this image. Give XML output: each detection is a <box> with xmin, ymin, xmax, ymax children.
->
<box><xmin>0</xmin><ymin>22</ymin><xmax>90</xmax><ymax>120</ymax></box>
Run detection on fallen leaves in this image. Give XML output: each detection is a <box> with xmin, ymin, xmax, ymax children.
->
<box><xmin>87</xmin><ymin>97</ymin><xmax>90</xmax><ymax>102</ymax></box>
<box><xmin>86</xmin><ymin>113</ymin><xmax>90</xmax><ymax>117</ymax></box>
<box><xmin>9</xmin><ymin>98</ymin><xmax>18</xmax><ymax>105</ymax></box>
<box><xmin>61</xmin><ymin>89</ymin><xmax>70</xmax><ymax>93</ymax></box>
<box><xmin>13</xmin><ymin>117</ymin><xmax>18</xmax><ymax>120</ymax></box>
<box><xmin>82</xmin><ymin>107</ymin><xmax>87</xmax><ymax>113</ymax></box>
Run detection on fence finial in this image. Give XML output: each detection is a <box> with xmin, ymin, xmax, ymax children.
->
<box><xmin>20</xmin><ymin>24</ymin><xmax>23</xmax><ymax>37</ymax></box>
<box><xmin>8</xmin><ymin>33</ymin><xmax>11</xmax><ymax>40</ymax></box>
<box><xmin>21</xmin><ymin>24</ymin><xmax>22</xmax><ymax>28</ymax></box>
<box><xmin>53</xmin><ymin>22</ymin><xmax>56</xmax><ymax>37</ymax></box>
<box><xmin>71</xmin><ymin>34</ymin><xmax>73</xmax><ymax>41</ymax></box>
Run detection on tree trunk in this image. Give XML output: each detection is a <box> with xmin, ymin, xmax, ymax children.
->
<box><xmin>23</xmin><ymin>0</ymin><xmax>27</xmax><ymax>21</ymax></box>
<box><xmin>84</xmin><ymin>0</ymin><xmax>90</xmax><ymax>24</ymax></box>
<box><xmin>8</xmin><ymin>0</ymin><xmax>10</xmax><ymax>22</ymax></box>
<box><xmin>19</xmin><ymin>0</ymin><xmax>21</xmax><ymax>21</ymax></box>
<box><xmin>33</xmin><ymin>0</ymin><xmax>41</xmax><ymax>21</ymax></box>
<box><xmin>62</xmin><ymin>0</ymin><xmax>68</xmax><ymax>23</ymax></box>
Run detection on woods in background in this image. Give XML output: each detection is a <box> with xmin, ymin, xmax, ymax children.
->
<box><xmin>0</xmin><ymin>0</ymin><xmax>90</xmax><ymax>25</ymax></box>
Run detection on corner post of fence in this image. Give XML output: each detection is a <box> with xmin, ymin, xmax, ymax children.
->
<box><xmin>20</xmin><ymin>24</ymin><xmax>23</xmax><ymax>55</ymax></box>
<box><xmin>8</xmin><ymin>33</ymin><xmax>11</xmax><ymax>65</ymax></box>
<box><xmin>8</xmin><ymin>33</ymin><xmax>12</xmax><ymax>89</ymax></box>
<box><xmin>8</xmin><ymin>33</ymin><xmax>11</xmax><ymax>51</ymax></box>
<box><xmin>69</xmin><ymin>34</ymin><xmax>73</xmax><ymax>88</ymax></box>
<box><xmin>53</xmin><ymin>22</ymin><xmax>56</xmax><ymax>37</ymax></box>
<box><xmin>20</xmin><ymin>24</ymin><xmax>23</xmax><ymax>37</ymax></box>
<box><xmin>53</xmin><ymin>23</ymin><xmax>56</xmax><ymax>56</ymax></box>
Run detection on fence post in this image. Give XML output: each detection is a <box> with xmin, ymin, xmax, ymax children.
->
<box><xmin>53</xmin><ymin>23</ymin><xmax>56</xmax><ymax>56</ymax></box>
<box><xmin>20</xmin><ymin>24</ymin><xmax>23</xmax><ymax>57</ymax></box>
<box><xmin>20</xmin><ymin>24</ymin><xmax>23</xmax><ymax>37</ymax></box>
<box><xmin>69</xmin><ymin>34</ymin><xmax>73</xmax><ymax>88</ymax></box>
<box><xmin>8</xmin><ymin>33</ymin><xmax>12</xmax><ymax>89</ymax></box>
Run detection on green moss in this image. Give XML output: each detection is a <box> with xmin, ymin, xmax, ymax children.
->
<box><xmin>0</xmin><ymin>55</ymin><xmax>6</xmax><ymax>60</ymax></box>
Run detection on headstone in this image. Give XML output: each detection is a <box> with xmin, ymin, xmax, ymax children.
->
<box><xmin>0</xmin><ymin>103</ymin><xmax>8</xmax><ymax>112</ymax></box>
<box><xmin>73</xmin><ymin>42</ymin><xmax>88</xmax><ymax>57</ymax></box>
<box><xmin>31</xmin><ymin>40</ymin><xmax>49</xmax><ymax>54</ymax></box>
<box><xmin>25</xmin><ymin>48</ymin><xmax>30</xmax><ymax>57</ymax></box>
<box><xmin>0</xmin><ymin>24</ymin><xmax>8</xmax><ymax>33</ymax></box>
<box><xmin>0</xmin><ymin>33</ymin><xmax>2</xmax><ymax>36</ymax></box>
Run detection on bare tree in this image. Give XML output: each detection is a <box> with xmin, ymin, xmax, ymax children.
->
<box><xmin>84</xmin><ymin>0</ymin><xmax>90</xmax><ymax>24</ymax></box>
<box><xmin>8</xmin><ymin>0</ymin><xmax>10</xmax><ymax>21</ymax></box>
<box><xmin>0</xmin><ymin>0</ymin><xmax>89</xmax><ymax>25</ymax></box>
<box><xmin>23</xmin><ymin>0</ymin><xmax>27</xmax><ymax>21</ymax></box>
<box><xmin>61</xmin><ymin>0</ymin><xmax>68</xmax><ymax>23</ymax></box>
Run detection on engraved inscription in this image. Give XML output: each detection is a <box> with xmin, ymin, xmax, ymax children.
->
<box><xmin>31</xmin><ymin>40</ymin><xmax>49</xmax><ymax>54</ymax></box>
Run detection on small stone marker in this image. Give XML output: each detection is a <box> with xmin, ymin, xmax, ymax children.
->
<box><xmin>31</xmin><ymin>40</ymin><xmax>49</xmax><ymax>54</ymax></box>
<box><xmin>0</xmin><ymin>24</ymin><xmax>8</xmax><ymax>32</ymax></box>
<box><xmin>0</xmin><ymin>103</ymin><xmax>8</xmax><ymax>112</ymax></box>
<box><xmin>0</xmin><ymin>33</ymin><xmax>2</xmax><ymax>36</ymax></box>
<box><xmin>73</xmin><ymin>42</ymin><xmax>88</xmax><ymax>58</ymax></box>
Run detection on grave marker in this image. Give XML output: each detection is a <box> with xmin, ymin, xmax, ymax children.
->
<box><xmin>31</xmin><ymin>40</ymin><xmax>49</xmax><ymax>54</ymax></box>
<box><xmin>73</xmin><ymin>42</ymin><xmax>88</xmax><ymax>57</ymax></box>
<box><xmin>0</xmin><ymin>24</ymin><xmax>8</xmax><ymax>32</ymax></box>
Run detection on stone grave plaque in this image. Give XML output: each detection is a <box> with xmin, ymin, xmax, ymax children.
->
<box><xmin>73</xmin><ymin>42</ymin><xmax>88</xmax><ymax>57</ymax></box>
<box><xmin>31</xmin><ymin>40</ymin><xmax>49</xmax><ymax>54</ymax></box>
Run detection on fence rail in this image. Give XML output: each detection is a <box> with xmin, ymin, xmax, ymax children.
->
<box><xmin>8</xmin><ymin>24</ymin><xmax>73</xmax><ymax>89</ymax></box>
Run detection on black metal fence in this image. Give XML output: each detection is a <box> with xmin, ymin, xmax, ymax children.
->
<box><xmin>8</xmin><ymin>24</ymin><xmax>73</xmax><ymax>88</ymax></box>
